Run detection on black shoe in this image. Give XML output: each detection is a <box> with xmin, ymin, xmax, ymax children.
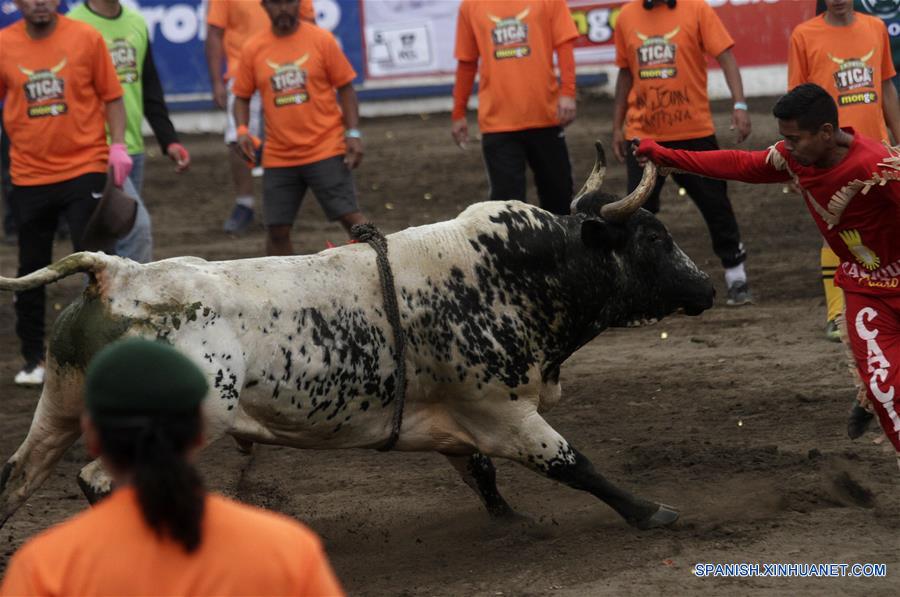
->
<box><xmin>847</xmin><ymin>404</ymin><xmax>875</xmax><ymax>440</ymax></box>
<box><xmin>726</xmin><ymin>280</ymin><xmax>753</xmax><ymax>306</ymax></box>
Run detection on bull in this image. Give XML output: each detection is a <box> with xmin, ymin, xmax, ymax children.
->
<box><xmin>0</xmin><ymin>144</ymin><xmax>713</xmax><ymax>530</ymax></box>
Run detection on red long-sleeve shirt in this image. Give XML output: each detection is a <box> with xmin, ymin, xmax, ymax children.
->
<box><xmin>638</xmin><ymin>131</ymin><xmax>900</xmax><ymax>296</ymax></box>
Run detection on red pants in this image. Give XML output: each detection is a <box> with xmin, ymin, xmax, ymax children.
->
<box><xmin>845</xmin><ymin>291</ymin><xmax>900</xmax><ymax>451</ymax></box>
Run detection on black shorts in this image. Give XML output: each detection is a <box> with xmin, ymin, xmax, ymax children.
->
<box><xmin>262</xmin><ymin>155</ymin><xmax>359</xmax><ymax>226</ymax></box>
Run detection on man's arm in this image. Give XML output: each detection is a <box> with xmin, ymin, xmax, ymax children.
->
<box><xmin>205</xmin><ymin>24</ymin><xmax>227</xmax><ymax>110</ymax></box>
<box><xmin>141</xmin><ymin>43</ymin><xmax>189</xmax><ymax>171</ymax></box>
<box><xmin>612</xmin><ymin>67</ymin><xmax>633</xmax><ymax>162</ymax></box>
<box><xmin>882</xmin><ymin>79</ymin><xmax>900</xmax><ymax>143</ymax></box>
<box><xmin>105</xmin><ymin>97</ymin><xmax>132</xmax><ymax>185</ymax></box>
<box><xmin>715</xmin><ymin>48</ymin><xmax>751</xmax><ymax>144</ymax></box>
<box><xmin>451</xmin><ymin>60</ymin><xmax>477</xmax><ymax>148</ymax></box>
<box><xmin>337</xmin><ymin>83</ymin><xmax>363</xmax><ymax>169</ymax></box>
<box><xmin>232</xmin><ymin>95</ymin><xmax>255</xmax><ymax>162</ymax></box>
<box><xmin>636</xmin><ymin>139</ymin><xmax>791</xmax><ymax>184</ymax></box>
<box><xmin>556</xmin><ymin>40</ymin><xmax>576</xmax><ymax>127</ymax></box>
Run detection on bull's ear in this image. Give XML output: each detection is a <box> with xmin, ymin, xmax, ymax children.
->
<box><xmin>580</xmin><ymin>219</ymin><xmax>624</xmax><ymax>250</ymax></box>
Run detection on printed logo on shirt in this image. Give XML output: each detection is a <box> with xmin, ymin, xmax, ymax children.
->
<box><xmin>854</xmin><ymin>308</ymin><xmax>900</xmax><ymax>428</ymax></box>
<box><xmin>488</xmin><ymin>8</ymin><xmax>531</xmax><ymax>60</ymax></box>
<box><xmin>840</xmin><ymin>229</ymin><xmax>881</xmax><ymax>270</ymax></box>
<box><xmin>19</xmin><ymin>58</ymin><xmax>68</xmax><ymax>118</ymax></box>
<box><xmin>830</xmin><ymin>49</ymin><xmax>879</xmax><ymax>107</ymax></box>
<box><xmin>267</xmin><ymin>53</ymin><xmax>310</xmax><ymax>107</ymax></box>
<box><xmin>635</xmin><ymin>27</ymin><xmax>679</xmax><ymax>80</ymax></box>
<box><xmin>109</xmin><ymin>38</ymin><xmax>139</xmax><ymax>84</ymax></box>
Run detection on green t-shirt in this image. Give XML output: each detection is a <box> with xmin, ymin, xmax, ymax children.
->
<box><xmin>68</xmin><ymin>2</ymin><xmax>149</xmax><ymax>154</ymax></box>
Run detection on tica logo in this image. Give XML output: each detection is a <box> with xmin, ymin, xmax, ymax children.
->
<box><xmin>636</xmin><ymin>27</ymin><xmax>679</xmax><ymax>80</ymax></box>
<box><xmin>840</xmin><ymin>229</ymin><xmax>881</xmax><ymax>270</ymax></box>
<box><xmin>109</xmin><ymin>39</ymin><xmax>138</xmax><ymax>84</ymax></box>
<box><xmin>489</xmin><ymin>8</ymin><xmax>531</xmax><ymax>59</ymax></box>
<box><xmin>19</xmin><ymin>58</ymin><xmax>68</xmax><ymax>118</ymax></box>
<box><xmin>830</xmin><ymin>49</ymin><xmax>878</xmax><ymax>107</ymax></box>
<box><xmin>267</xmin><ymin>54</ymin><xmax>310</xmax><ymax>107</ymax></box>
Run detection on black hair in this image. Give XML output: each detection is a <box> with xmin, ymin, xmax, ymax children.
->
<box><xmin>96</xmin><ymin>409</ymin><xmax>205</xmax><ymax>553</ymax></box>
<box><xmin>772</xmin><ymin>83</ymin><xmax>839</xmax><ymax>133</ymax></box>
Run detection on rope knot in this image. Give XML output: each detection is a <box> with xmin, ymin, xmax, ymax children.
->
<box><xmin>351</xmin><ymin>223</ymin><xmax>384</xmax><ymax>245</ymax></box>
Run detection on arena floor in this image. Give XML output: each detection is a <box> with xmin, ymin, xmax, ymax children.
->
<box><xmin>0</xmin><ymin>97</ymin><xmax>897</xmax><ymax>595</ymax></box>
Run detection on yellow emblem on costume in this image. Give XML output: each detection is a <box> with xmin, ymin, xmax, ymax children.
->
<box><xmin>839</xmin><ymin>229</ymin><xmax>880</xmax><ymax>270</ymax></box>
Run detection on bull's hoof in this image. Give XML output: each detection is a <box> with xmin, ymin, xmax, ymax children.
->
<box><xmin>633</xmin><ymin>503</ymin><xmax>679</xmax><ymax>530</ymax></box>
<box><xmin>76</xmin><ymin>474</ymin><xmax>112</xmax><ymax>506</ymax></box>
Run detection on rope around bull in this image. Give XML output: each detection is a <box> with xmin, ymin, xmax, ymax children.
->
<box><xmin>351</xmin><ymin>223</ymin><xmax>406</xmax><ymax>452</ymax></box>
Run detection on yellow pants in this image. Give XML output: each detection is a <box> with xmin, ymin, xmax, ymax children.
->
<box><xmin>822</xmin><ymin>245</ymin><xmax>844</xmax><ymax>323</ymax></box>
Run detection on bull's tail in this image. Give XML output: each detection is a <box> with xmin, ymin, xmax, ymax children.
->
<box><xmin>0</xmin><ymin>251</ymin><xmax>110</xmax><ymax>292</ymax></box>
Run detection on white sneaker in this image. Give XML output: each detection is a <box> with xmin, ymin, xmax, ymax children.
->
<box><xmin>14</xmin><ymin>364</ymin><xmax>45</xmax><ymax>386</ymax></box>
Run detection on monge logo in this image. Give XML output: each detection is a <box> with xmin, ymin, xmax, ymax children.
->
<box><xmin>109</xmin><ymin>38</ymin><xmax>139</xmax><ymax>84</ymax></box>
<box><xmin>19</xmin><ymin>58</ymin><xmax>68</xmax><ymax>117</ymax></box>
<box><xmin>267</xmin><ymin>53</ymin><xmax>309</xmax><ymax>107</ymax></box>
<box><xmin>489</xmin><ymin>8</ymin><xmax>530</xmax><ymax>59</ymax></box>
<box><xmin>636</xmin><ymin>27</ymin><xmax>679</xmax><ymax>80</ymax></box>
<box><xmin>830</xmin><ymin>49</ymin><xmax>878</xmax><ymax>106</ymax></box>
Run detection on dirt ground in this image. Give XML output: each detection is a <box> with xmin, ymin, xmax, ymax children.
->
<box><xmin>1</xmin><ymin>97</ymin><xmax>898</xmax><ymax>596</ymax></box>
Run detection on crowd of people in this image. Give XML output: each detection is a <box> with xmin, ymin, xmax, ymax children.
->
<box><xmin>0</xmin><ymin>0</ymin><xmax>899</xmax><ymax>593</ymax></box>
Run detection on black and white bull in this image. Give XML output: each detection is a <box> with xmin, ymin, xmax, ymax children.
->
<box><xmin>0</xmin><ymin>145</ymin><xmax>714</xmax><ymax>530</ymax></box>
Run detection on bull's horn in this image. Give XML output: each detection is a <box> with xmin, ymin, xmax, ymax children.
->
<box><xmin>573</xmin><ymin>141</ymin><xmax>608</xmax><ymax>201</ymax></box>
<box><xmin>599</xmin><ymin>160</ymin><xmax>658</xmax><ymax>222</ymax></box>
<box><xmin>828</xmin><ymin>53</ymin><xmax>844</xmax><ymax>65</ymax></box>
<box><xmin>49</xmin><ymin>58</ymin><xmax>67</xmax><ymax>74</ymax></box>
<box><xmin>860</xmin><ymin>48</ymin><xmax>875</xmax><ymax>63</ymax></box>
<box><xmin>294</xmin><ymin>53</ymin><xmax>309</xmax><ymax>67</ymax></box>
<box><xmin>488</xmin><ymin>14</ymin><xmax>501</xmax><ymax>23</ymax></box>
<box><xmin>516</xmin><ymin>7</ymin><xmax>530</xmax><ymax>21</ymax></box>
<box><xmin>266</xmin><ymin>59</ymin><xmax>282</xmax><ymax>71</ymax></box>
<box><xmin>636</xmin><ymin>31</ymin><xmax>648</xmax><ymax>42</ymax></box>
<box><xmin>18</xmin><ymin>65</ymin><xmax>34</xmax><ymax>77</ymax></box>
<box><xmin>663</xmin><ymin>26</ymin><xmax>680</xmax><ymax>41</ymax></box>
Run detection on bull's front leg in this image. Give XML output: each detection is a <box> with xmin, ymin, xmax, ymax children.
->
<box><xmin>488</xmin><ymin>413</ymin><xmax>677</xmax><ymax>530</ymax></box>
<box><xmin>445</xmin><ymin>453</ymin><xmax>517</xmax><ymax>519</ymax></box>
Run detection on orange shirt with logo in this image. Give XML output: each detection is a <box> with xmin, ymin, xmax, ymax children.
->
<box><xmin>0</xmin><ymin>16</ymin><xmax>123</xmax><ymax>186</ymax></box>
<box><xmin>614</xmin><ymin>0</ymin><xmax>734</xmax><ymax>142</ymax></box>
<box><xmin>454</xmin><ymin>0</ymin><xmax>578</xmax><ymax>133</ymax></box>
<box><xmin>233</xmin><ymin>24</ymin><xmax>356</xmax><ymax>168</ymax></box>
<box><xmin>208</xmin><ymin>0</ymin><xmax>316</xmax><ymax>81</ymax></box>
<box><xmin>788</xmin><ymin>13</ymin><xmax>895</xmax><ymax>143</ymax></box>
<box><xmin>0</xmin><ymin>488</ymin><xmax>344</xmax><ymax>597</ymax></box>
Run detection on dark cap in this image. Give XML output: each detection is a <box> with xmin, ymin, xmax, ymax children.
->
<box><xmin>85</xmin><ymin>338</ymin><xmax>208</xmax><ymax>416</ymax></box>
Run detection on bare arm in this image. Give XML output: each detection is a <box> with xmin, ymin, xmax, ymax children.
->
<box><xmin>882</xmin><ymin>79</ymin><xmax>900</xmax><ymax>143</ymax></box>
<box><xmin>612</xmin><ymin>67</ymin><xmax>633</xmax><ymax>162</ymax></box>
<box><xmin>232</xmin><ymin>96</ymin><xmax>254</xmax><ymax>161</ymax></box>
<box><xmin>337</xmin><ymin>83</ymin><xmax>363</xmax><ymax>169</ymax></box>
<box><xmin>205</xmin><ymin>24</ymin><xmax>227</xmax><ymax>110</ymax></box>
<box><xmin>105</xmin><ymin>97</ymin><xmax>127</xmax><ymax>145</ymax></box>
<box><xmin>715</xmin><ymin>48</ymin><xmax>751</xmax><ymax>144</ymax></box>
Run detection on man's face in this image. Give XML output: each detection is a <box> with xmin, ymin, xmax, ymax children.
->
<box><xmin>262</xmin><ymin>0</ymin><xmax>300</xmax><ymax>33</ymax></box>
<box><xmin>778</xmin><ymin>119</ymin><xmax>829</xmax><ymax>166</ymax></box>
<box><xmin>824</xmin><ymin>0</ymin><xmax>853</xmax><ymax>19</ymax></box>
<box><xmin>14</xmin><ymin>0</ymin><xmax>59</xmax><ymax>26</ymax></box>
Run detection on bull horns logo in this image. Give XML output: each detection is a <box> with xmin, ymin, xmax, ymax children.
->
<box><xmin>266</xmin><ymin>53</ymin><xmax>309</xmax><ymax>73</ymax></box>
<box><xmin>829</xmin><ymin>48</ymin><xmax>875</xmax><ymax>66</ymax></box>
<box><xmin>18</xmin><ymin>57</ymin><xmax>67</xmax><ymax>78</ymax></box>
<box><xmin>488</xmin><ymin>7</ymin><xmax>530</xmax><ymax>24</ymax></box>
<box><xmin>636</xmin><ymin>26</ymin><xmax>680</xmax><ymax>43</ymax></box>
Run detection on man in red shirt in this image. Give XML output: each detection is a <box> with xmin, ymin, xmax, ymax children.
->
<box><xmin>636</xmin><ymin>83</ymin><xmax>900</xmax><ymax>465</ymax></box>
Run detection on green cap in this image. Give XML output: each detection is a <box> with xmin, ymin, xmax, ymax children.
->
<box><xmin>85</xmin><ymin>338</ymin><xmax>208</xmax><ymax>416</ymax></box>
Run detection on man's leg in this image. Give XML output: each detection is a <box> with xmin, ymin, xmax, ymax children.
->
<box><xmin>223</xmin><ymin>82</ymin><xmax>261</xmax><ymax>234</ymax></box>
<box><xmin>523</xmin><ymin>126</ymin><xmax>573</xmax><ymax>216</ymax></box>
<box><xmin>481</xmin><ymin>132</ymin><xmax>528</xmax><ymax>202</ymax></box>
<box><xmin>128</xmin><ymin>153</ymin><xmax>146</xmax><ymax>196</ymax></box>
<box><xmin>0</xmin><ymin>107</ymin><xmax>14</xmax><ymax>244</ymax></box>
<box><xmin>9</xmin><ymin>183</ymin><xmax>58</xmax><ymax>382</ymax></box>
<box><xmin>262</xmin><ymin>165</ymin><xmax>305</xmax><ymax>256</ymax></box>
<box><xmin>844</xmin><ymin>291</ymin><xmax>900</xmax><ymax>464</ymax></box>
<box><xmin>303</xmin><ymin>155</ymin><xmax>366</xmax><ymax>236</ymax></box>
<box><xmin>822</xmin><ymin>244</ymin><xmax>844</xmax><ymax>341</ymax></box>
<box><xmin>114</xmin><ymin>165</ymin><xmax>153</xmax><ymax>263</ymax></box>
<box><xmin>624</xmin><ymin>140</ymin><xmax>666</xmax><ymax>213</ymax></box>
<box><xmin>61</xmin><ymin>173</ymin><xmax>106</xmax><ymax>253</ymax></box>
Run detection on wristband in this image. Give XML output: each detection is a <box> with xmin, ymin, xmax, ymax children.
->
<box><xmin>733</xmin><ymin>102</ymin><xmax>748</xmax><ymax>111</ymax></box>
<box><xmin>345</xmin><ymin>128</ymin><xmax>362</xmax><ymax>139</ymax></box>
<box><xmin>236</xmin><ymin>124</ymin><xmax>250</xmax><ymax>137</ymax></box>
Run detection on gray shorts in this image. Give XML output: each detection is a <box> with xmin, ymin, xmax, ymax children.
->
<box><xmin>262</xmin><ymin>155</ymin><xmax>360</xmax><ymax>225</ymax></box>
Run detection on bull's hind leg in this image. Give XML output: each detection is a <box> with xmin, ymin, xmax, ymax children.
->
<box><xmin>0</xmin><ymin>366</ymin><xmax>84</xmax><ymax>527</ymax></box>
<box><xmin>485</xmin><ymin>413</ymin><xmax>677</xmax><ymax>530</ymax></box>
<box><xmin>446</xmin><ymin>453</ymin><xmax>517</xmax><ymax>518</ymax></box>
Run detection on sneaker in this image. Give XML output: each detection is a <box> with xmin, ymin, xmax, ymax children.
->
<box><xmin>726</xmin><ymin>280</ymin><xmax>752</xmax><ymax>306</ymax></box>
<box><xmin>14</xmin><ymin>363</ymin><xmax>45</xmax><ymax>386</ymax></box>
<box><xmin>223</xmin><ymin>204</ymin><xmax>254</xmax><ymax>234</ymax></box>
<box><xmin>824</xmin><ymin>319</ymin><xmax>841</xmax><ymax>343</ymax></box>
<box><xmin>847</xmin><ymin>403</ymin><xmax>874</xmax><ymax>440</ymax></box>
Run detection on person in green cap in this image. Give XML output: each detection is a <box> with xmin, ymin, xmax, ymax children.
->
<box><xmin>0</xmin><ymin>338</ymin><xmax>344</xmax><ymax>597</ymax></box>
<box><xmin>69</xmin><ymin>0</ymin><xmax>191</xmax><ymax>264</ymax></box>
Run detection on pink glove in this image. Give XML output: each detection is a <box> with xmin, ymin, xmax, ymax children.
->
<box><xmin>108</xmin><ymin>143</ymin><xmax>133</xmax><ymax>187</ymax></box>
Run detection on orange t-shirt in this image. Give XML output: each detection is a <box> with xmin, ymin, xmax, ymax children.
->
<box><xmin>614</xmin><ymin>0</ymin><xmax>734</xmax><ymax>142</ymax></box>
<box><xmin>454</xmin><ymin>0</ymin><xmax>578</xmax><ymax>133</ymax></box>
<box><xmin>232</xmin><ymin>24</ymin><xmax>356</xmax><ymax>168</ymax></box>
<box><xmin>207</xmin><ymin>0</ymin><xmax>316</xmax><ymax>81</ymax></box>
<box><xmin>0</xmin><ymin>488</ymin><xmax>345</xmax><ymax>596</ymax></box>
<box><xmin>0</xmin><ymin>16</ymin><xmax>122</xmax><ymax>186</ymax></box>
<box><xmin>788</xmin><ymin>13</ymin><xmax>896</xmax><ymax>143</ymax></box>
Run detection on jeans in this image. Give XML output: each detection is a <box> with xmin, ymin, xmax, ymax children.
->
<box><xmin>114</xmin><ymin>152</ymin><xmax>153</xmax><ymax>263</ymax></box>
<box><xmin>0</xmin><ymin>106</ymin><xmax>13</xmax><ymax>238</ymax></box>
